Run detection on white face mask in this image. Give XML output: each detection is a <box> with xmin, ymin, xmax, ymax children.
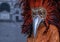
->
<box><xmin>32</xmin><ymin>7</ymin><xmax>46</xmax><ymax>38</ymax></box>
<box><xmin>33</xmin><ymin>15</ymin><xmax>43</xmax><ymax>38</ymax></box>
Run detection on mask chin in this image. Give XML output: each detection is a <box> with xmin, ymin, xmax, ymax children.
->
<box><xmin>33</xmin><ymin>15</ymin><xmax>43</xmax><ymax>38</ymax></box>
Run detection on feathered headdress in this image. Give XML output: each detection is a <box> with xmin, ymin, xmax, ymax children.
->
<box><xmin>20</xmin><ymin>0</ymin><xmax>60</xmax><ymax>37</ymax></box>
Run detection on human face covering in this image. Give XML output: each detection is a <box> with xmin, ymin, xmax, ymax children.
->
<box><xmin>32</xmin><ymin>7</ymin><xmax>46</xmax><ymax>38</ymax></box>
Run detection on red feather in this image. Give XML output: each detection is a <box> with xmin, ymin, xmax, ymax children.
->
<box><xmin>20</xmin><ymin>0</ymin><xmax>60</xmax><ymax>35</ymax></box>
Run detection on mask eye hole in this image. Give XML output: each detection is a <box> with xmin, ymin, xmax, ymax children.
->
<box><xmin>32</xmin><ymin>7</ymin><xmax>47</xmax><ymax>19</ymax></box>
<box><xmin>32</xmin><ymin>12</ymin><xmax>38</xmax><ymax>17</ymax></box>
<box><xmin>38</xmin><ymin>8</ymin><xmax>47</xmax><ymax>19</ymax></box>
<box><xmin>32</xmin><ymin>8</ymin><xmax>39</xmax><ymax>17</ymax></box>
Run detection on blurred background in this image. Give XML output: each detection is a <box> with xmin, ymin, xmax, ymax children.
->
<box><xmin>0</xmin><ymin>0</ymin><xmax>27</xmax><ymax>42</ymax></box>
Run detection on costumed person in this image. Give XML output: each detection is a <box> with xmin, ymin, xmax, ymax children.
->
<box><xmin>20</xmin><ymin>0</ymin><xmax>60</xmax><ymax>42</ymax></box>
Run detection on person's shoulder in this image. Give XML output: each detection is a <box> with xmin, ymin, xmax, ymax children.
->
<box><xmin>49</xmin><ymin>24</ymin><xmax>59</xmax><ymax>42</ymax></box>
<box><xmin>49</xmin><ymin>24</ymin><xmax>59</xmax><ymax>33</ymax></box>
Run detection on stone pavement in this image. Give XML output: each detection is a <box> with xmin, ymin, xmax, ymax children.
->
<box><xmin>0</xmin><ymin>22</ymin><xmax>27</xmax><ymax>42</ymax></box>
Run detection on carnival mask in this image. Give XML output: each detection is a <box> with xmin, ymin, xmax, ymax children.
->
<box><xmin>32</xmin><ymin>7</ymin><xmax>47</xmax><ymax>38</ymax></box>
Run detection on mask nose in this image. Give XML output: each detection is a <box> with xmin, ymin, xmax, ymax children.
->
<box><xmin>32</xmin><ymin>7</ymin><xmax>47</xmax><ymax>38</ymax></box>
<box><xmin>33</xmin><ymin>15</ymin><xmax>43</xmax><ymax>38</ymax></box>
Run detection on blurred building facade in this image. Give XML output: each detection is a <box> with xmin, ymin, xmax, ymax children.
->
<box><xmin>0</xmin><ymin>0</ymin><xmax>27</xmax><ymax>42</ymax></box>
<box><xmin>0</xmin><ymin>0</ymin><xmax>23</xmax><ymax>22</ymax></box>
